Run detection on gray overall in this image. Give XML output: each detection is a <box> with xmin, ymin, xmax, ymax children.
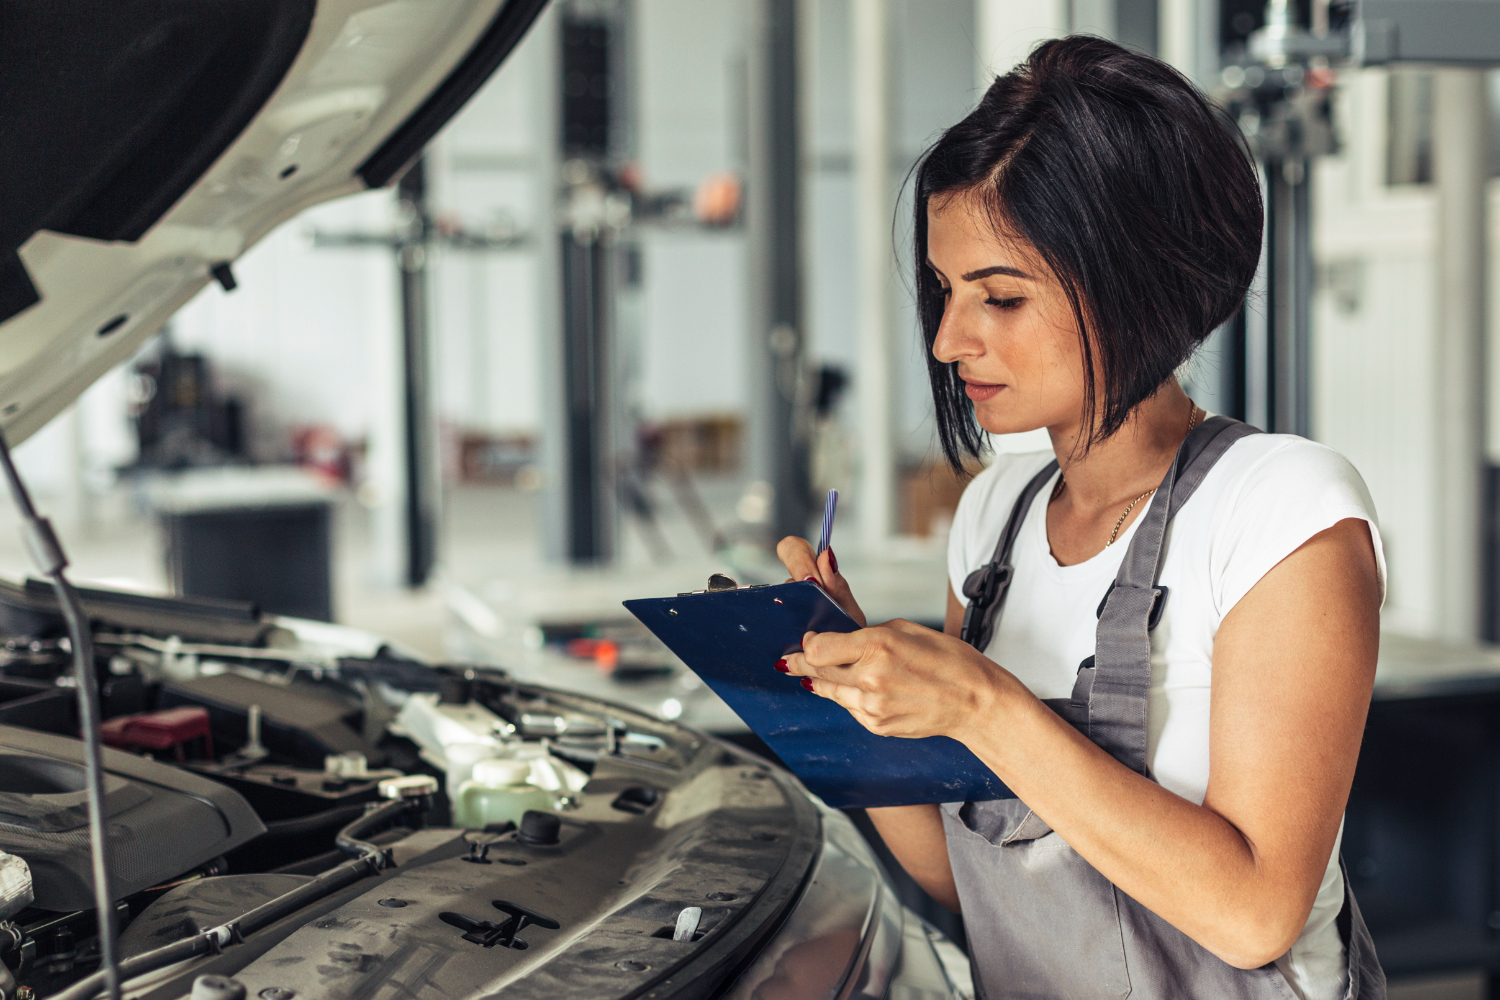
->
<box><xmin>945</xmin><ymin>416</ymin><xmax>1385</xmax><ymax>1000</ymax></box>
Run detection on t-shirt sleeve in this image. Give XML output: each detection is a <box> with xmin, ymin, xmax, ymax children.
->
<box><xmin>947</xmin><ymin>468</ymin><xmax>986</xmax><ymax>608</ymax></box>
<box><xmin>1211</xmin><ymin>439</ymin><xmax>1388</xmax><ymax>617</ymax></box>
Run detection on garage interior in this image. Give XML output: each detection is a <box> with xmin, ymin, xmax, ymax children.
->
<box><xmin>3</xmin><ymin>0</ymin><xmax>1500</xmax><ymax>997</ymax></box>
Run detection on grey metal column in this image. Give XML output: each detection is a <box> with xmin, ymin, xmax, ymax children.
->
<box><xmin>1230</xmin><ymin>2</ymin><xmax>1339</xmax><ymax>436</ymax></box>
<box><xmin>745</xmin><ymin>0</ymin><xmax>811</xmax><ymax>543</ymax></box>
<box><xmin>538</xmin><ymin>3</ymin><xmax>621</xmax><ymax>565</ymax></box>
<box><xmin>396</xmin><ymin>159</ymin><xmax>440</xmax><ymax>587</ymax></box>
<box><xmin>1264</xmin><ymin>157</ymin><xmax>1313</xmax><ymax>437</ymax></box>
<box><xmin>559</xmin><ymin>227</ymin><xmax>615</xmax><ymax>563</ymax></box>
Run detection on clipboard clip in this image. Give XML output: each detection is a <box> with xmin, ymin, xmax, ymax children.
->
<box><xmin>677</xmin><ymin>573</ymin><xmax>739</xmax><ymax>597</ymax></box>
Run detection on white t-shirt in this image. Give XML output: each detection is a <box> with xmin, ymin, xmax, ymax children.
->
<box><xmin>947</xmin><ymin>431</ymin><xmax>1387</xmax><ymax>1000</ymax></box>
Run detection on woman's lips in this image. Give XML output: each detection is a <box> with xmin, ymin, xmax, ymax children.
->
<box><xmin>964</xmin><ymin>381</ymin><xmax>1003</xmax><ymax>402</ymax></box>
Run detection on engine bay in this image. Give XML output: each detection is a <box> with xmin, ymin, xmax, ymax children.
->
<box><xmin>0</xmin><ymin>578</ymin><xmax>832</xmax><ymax>1000</ymax></box>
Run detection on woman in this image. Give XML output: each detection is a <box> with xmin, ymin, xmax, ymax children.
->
<box><xmin>776</xmin><ymin>37</ymin><xmax>1385</xmax><ymax>1000</ymax></box>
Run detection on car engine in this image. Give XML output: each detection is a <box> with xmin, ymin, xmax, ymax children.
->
<box><xmin>0</xmin><ymin>578</ymin><xmax>966</xmax><ymax>1000</ymax></box>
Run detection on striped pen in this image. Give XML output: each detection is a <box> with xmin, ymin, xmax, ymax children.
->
<box><xmin>815</xmin><ymin>488</ymin><xmax>839</xmax><ymax>558</ymax></box>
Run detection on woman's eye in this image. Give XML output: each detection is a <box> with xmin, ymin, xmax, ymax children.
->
<box><xmin>986</xmin><ymin>296</ymin><xmax>1024</xmax><ymax>310</ymax></box>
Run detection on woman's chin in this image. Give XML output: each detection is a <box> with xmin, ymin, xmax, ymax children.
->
<box><xmin>981</xmin><ymin>425</ymin><xmax>1047</xmax><ymax>441</ymax></box>
<box><xmin>975</xmin><ymin>409</ymin><xmax>1049</xmax><ymax>439</ymax></box>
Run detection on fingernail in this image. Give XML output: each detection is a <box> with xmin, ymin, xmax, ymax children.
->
<box><xmin>800</xmin><ymin>677</ymin><xmax>814</xmax><ymax>692</ymax></box>
<box><xmin>774</xmin><ymin>658</ymin><xmax>789</xmax><ymax>673</ymax></box>
<box><xmin>804</xmin><ymin>575</ymin><xmax>818</xmax><ymax>583</ymax></box>
<box><xmin>828</xmin><ymin>547</ymin><xmax>838</xmax><ymax>574</ymax></box>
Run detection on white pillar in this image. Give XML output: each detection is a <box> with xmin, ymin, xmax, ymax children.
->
<box><xmin>975</xmin><ymin>0</ymin><xmax>1067</xmax><ymax>87</ymax></box>
<box><xmin>1158</xmin><ymin>0</ymin><xmax>1196</xmax><ymax>76</ymax></box>
<box><xmin>1159</xmin><ymin>0</ymin><xmax>1221</xmax><ymax>86</ymax></box>
<box><xmin>1433</xmin><ymin>69</ymin><xmax>1489</xmax><ymax>640</ymax></box>
<box><xmin>529</xmin><ymin>6</ymin><xmax>568</xmax><ymax>564</ymax></box>
<box><xmin>853</xmin><ymin>0</ymin><xmax>897</xmax><ymax>547</ymax></box>
<box><xmin>366</xmin><ymin>213</ymin><xmax>410</xmax><ymax>589</ymax></box>
<box><xmin>1070</xmin><ymin>0</ymin><xmax>1115</xmax><ymax>41</ymax></box>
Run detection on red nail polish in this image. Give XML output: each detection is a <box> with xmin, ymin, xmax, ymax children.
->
<box><xmin>800</xmin><ymin>677</ymin><xmax>814</xmax><ymax>692</ymax></box>
<box><xmin>774</xmin><ymin>659</ymin><xmax>789</xmax><ymax>673</ymax></box>
<box><xmin>828</xmin><ymin>547</ymin><xmax>838</xmax><ymax>574</ymax></box>
<box><xmin>804</xmin><ymin>575</ymin><xmax>818</xmax><ymax>583</ymax></box>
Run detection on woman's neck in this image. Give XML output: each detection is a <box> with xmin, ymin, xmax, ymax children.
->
<box><xmin>1047</xmin><ymin>382</ymin><xmax>1195</xmax><ymax>513</ymax></box>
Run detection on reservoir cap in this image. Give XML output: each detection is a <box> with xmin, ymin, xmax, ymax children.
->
<box><xmin>471</xmin><ymin>759</ymin><xmax>533</xmax><ymax>787</ymax></box>
<box><xmin>517</xmin><ymin>810</ymin><xmax>562</xmax><ymax>846</ymax></box>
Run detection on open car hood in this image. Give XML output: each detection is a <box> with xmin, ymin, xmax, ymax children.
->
<box><xmin>0</xmin><ymin>0</ymin><xmax>548</xmax><ymax>446</ymax></box>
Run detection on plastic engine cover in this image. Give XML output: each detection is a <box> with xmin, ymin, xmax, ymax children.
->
<box><xmin>0</xmin><ymin>725</ymin><xmax>265</xmax><ymax>910</ymax></box>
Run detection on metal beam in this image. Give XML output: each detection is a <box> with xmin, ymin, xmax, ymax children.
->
<box><xmin>745</xmin><ymin>0</ymin><xmax>811</xmax><ymax>544</ymax></box>
<box><xmin>1263</xmin><ymin>158</ymin><xmax>1313</xmax><ymax>436</ymax></box>
<box><xmin>396</xmin><ymin>160</ymin><xmax>440</xmax><ymax>588</ymax></box>
<box><xmin>559</xmin><ymin>229</ymin><xmax>615</xmax><ymax>562</ymax></box>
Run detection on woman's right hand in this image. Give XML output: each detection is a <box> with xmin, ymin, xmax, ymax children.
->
<box><xmin>776</xmin><ymin>536</ymin><xmax>867</xmax><ymax>627</ymax></box>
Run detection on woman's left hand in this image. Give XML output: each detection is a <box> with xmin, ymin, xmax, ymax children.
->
<box><xmin>781</xmin><ymin>620</ymin><xmax>1023</xmax><ymax>741</ymax></box>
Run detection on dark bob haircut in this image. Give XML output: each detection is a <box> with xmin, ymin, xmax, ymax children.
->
<box><xmin>915</xmin><ymin>36</ymin><xmax>1263</xmax><ymax>470</ymax></box>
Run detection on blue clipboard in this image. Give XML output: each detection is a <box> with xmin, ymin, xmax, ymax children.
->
<box><xmin>623</xmin><ymin>580</ymin><xmax>1013</xmax><ymax>809</ymax></box>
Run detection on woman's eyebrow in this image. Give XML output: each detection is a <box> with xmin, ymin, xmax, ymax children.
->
<box><xmin>961</xmin><ymin>264</ymin><xmax>1034</xmax><ymax>281</ymax></box>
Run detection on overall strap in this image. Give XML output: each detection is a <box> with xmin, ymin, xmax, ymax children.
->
<box><xmin>1087</xmin><ymin>415</ymin><xmax>1262</xmax><ymax>774</ymax></box>
<box><xmin>960</xmin><ymin>459</ymin><xmax>1060</xmax><ymax>652</ymax></box>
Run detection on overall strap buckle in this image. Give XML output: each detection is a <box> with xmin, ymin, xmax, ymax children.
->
<box><xmin>960</xmin><ymin>459</ymin><xmax>1058</xmax><ymax>652</ymax></box>
<box><xmin>1096</xmin><ymin>581</ymin><xmax>1170</xmax><ymax>632</ymax></box>
<box><xmin>960</xmin><ymin>564</ymin><xmax>1012</xmax><ymax>647</ymax></box>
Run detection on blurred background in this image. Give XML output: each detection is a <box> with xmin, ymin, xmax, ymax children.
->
<box><xmin>2</xmin><ymin>1</ymin><xmax>1500</xmax><ymax>993</ymax></box>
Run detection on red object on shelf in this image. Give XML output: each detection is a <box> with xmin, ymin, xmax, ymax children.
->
<box><xmin>100</xmin><ymin>707</ymin><xmax>214</xmax><ymax>761</ymax></box>
<box><xmin>563</xmin><ymin>638</ymin><xmax>620</xmax><ymax>673</ymax></box>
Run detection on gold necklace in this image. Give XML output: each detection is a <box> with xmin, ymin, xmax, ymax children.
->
<box><xmin>1054</xmin><ymin>399</ymin><xmax>1202</xmax><ymax>547</ymax></box>
<box><xmin>1105</xmin><ymin>488</ymin><xmax>1156</xmax><ymax>546</ymax></box>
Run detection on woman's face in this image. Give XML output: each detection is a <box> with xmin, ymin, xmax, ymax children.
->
<box><xmin>926</xmin><ymin>192</ymin><xmax>1088</xmax><ymax>437</ymax></box>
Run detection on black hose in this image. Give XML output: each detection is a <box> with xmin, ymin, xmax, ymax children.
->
<box><xmin>0</xmin><ymin>430</ymin><xmax>121</xmax><ymax>1000</ymax></box>
<box><xmin>261</xmin><ymin>805</ymin><xmax>370</xmax><ymax>839</ymax></box>
<box><xmin>47</xmin><ymin>797</ymin><xmax>423</xmax><ymax>1000</ymax></box>
<box><xmin>335</xmin><ymin>797</ymin><xmax>410</xmax><ymax>860</ymax></box>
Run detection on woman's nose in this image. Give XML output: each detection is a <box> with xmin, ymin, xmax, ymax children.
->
<box><xmin>932</xmin><ymin>300</ymin><xmax>981</xmax><ymax>365</ymax></box>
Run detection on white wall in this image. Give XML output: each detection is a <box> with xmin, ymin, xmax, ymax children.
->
<box><xmin>159</xmin><ymin>15</ymin><xmax>554</xmax><ymax>449</ymax></box>
<box><xmin>632</xmin><ymin>0</ymin><xmax>749</xmax><ymax>419</ymax></box>
<box><xmin>1311</xmin><ymin>68</ymin><xmax>1500</xmax><ymax>638</ymax></box>
<box><xmin>634</xmin><ymin>0</ymin><xmax>744</xmax><ymax>187</ymax></box>
<box><xmin>428</xmin><ymin>21</ymin><xmax>547</xmax><ymax>436</ymax></box>
<box><xmin>170</xmin><ymin>190</ymin><xmax>399</xmax><ymax>456</ymax></box>
<box><xmin>805</xmin><ymin>0</ymin><xmax>977</xmax><ymax>463</ymax></box>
